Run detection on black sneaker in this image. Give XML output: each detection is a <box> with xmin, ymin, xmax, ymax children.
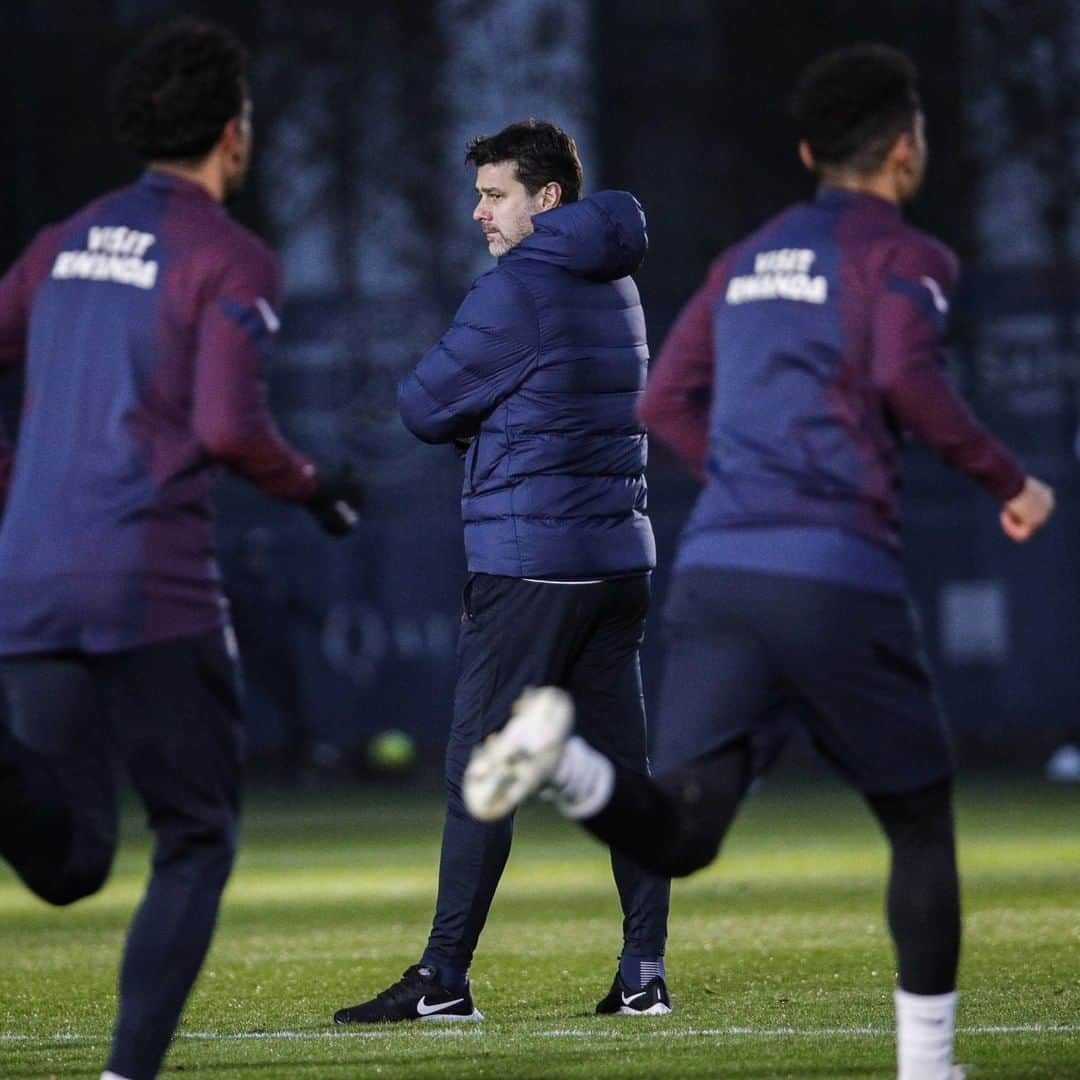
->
<box><xmin>333</xmin><ymin>964</ymin><xmax>483</xmax><ymax>1024</ymax></box>
<box><xmin>595</xmin><ymin>971</ymin><xmax>671</xmax><ymax>1016</ymax></box>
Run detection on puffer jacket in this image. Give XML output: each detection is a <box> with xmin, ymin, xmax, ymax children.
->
<box><xmin>399</xmin><ymin>190</ymin><xmax>656</xmax><ymax>578</ymax></box>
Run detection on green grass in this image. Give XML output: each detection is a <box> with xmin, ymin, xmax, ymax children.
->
<box><xmin>1</xmin><ymin>776</ymin><xmax>1078</xmax><ymax>1078</ymax></box>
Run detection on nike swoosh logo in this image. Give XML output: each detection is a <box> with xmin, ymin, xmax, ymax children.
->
<box><xmin>621</xmin><ymin>991</ymin><xmax>647</xmax><ymax>1005</ymax></box>
<box><xmin>417</xmin><ymin>995</ymin><xmax>465</xmax><ymax>1016</ymax></box>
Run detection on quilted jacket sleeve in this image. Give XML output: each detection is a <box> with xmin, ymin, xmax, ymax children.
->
<box><xmin>398</xmin><ymin>269</ymin><xmax>539</xmax><ymax>444</ymax></box>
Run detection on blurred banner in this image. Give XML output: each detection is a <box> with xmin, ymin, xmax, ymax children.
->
<box><xmin>2</xmin><ymin>0</ymin><xmax>1077</xmax><ymax>774</ymax></box>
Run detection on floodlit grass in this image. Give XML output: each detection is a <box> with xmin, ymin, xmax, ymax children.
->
<box><xmin>1</xmin><ymin>776</ymin><xmax>1077</xmax><ymax>1078</ymax></box>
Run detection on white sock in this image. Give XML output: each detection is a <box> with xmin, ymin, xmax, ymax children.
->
<box><xmin>551</xmin><ymin>735</ymin><xmax>615</xmax><ymax>819</ymax></box>
<box><xmin>895</xmin><ymin>987</ymin><xmax>958</xmax><ymax>1080</ymax></box>
<box><xmin>101</xmin><ymin>1072</ymin><xmax>134</xmax><ymax>1080</ymax></box>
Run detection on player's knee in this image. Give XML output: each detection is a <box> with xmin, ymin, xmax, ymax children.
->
<box><xmin>443</xmin><ymin>741</ymin><xmax>470</xmax><ymax>793</ymax></box>
<box><xmin>655</xmin><ymin>827</ymin><xmax>724</xmax><ymax>878</ymax></box>
<box><xmin>44</xmin><ymin>875</ymin><xmax>105</xmax><ymax>906</ymax></box>
<box><xmin>194</xmin><ymin>829</ymin><xmax>238</xmax><ymax>890</ymax></box>
<box><xmin>873</xmin><ymin>779</ymin><xmax>955</xmax><ymax>854</ymax></box>
<box><xmin>649</xmin><ymin>761</ymin><xmax>740</xmax><ymax>877</ymax></box>
<box><xmin>34</xmin><ymin>852</ymin><xmax>112</xmax><ymax>906</ymax></box>
<box><xmin>154</xmin><ymin>815</ymin><xmax>239</xmax><ymax>884</ymax></box>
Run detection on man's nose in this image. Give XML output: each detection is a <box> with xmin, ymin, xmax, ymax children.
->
<box><xmin>473</xmin><ymin>204</ymin><xmax>489</xmax><ymax>222</ymax></box>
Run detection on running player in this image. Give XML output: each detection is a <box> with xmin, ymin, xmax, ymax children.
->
<box><xmin>0</xmin><ymin>19</ymin><xmax>361</xmax><ymax>1080</ymax></box>
<box><xmin>463</xmin><ymin>44</ymin><xmax>1054</xmax><ymax>1080</ymax></box>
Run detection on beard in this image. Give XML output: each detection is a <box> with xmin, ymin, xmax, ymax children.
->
<box><xmin>486</xmin><ymin>209</ymin><xmax>535</xmax><ymax>256</ymax></box>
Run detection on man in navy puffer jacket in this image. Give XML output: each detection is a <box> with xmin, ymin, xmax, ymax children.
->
<box><xmin>334</xmin><ymin>120</ymin><xmax>671</xmax><ymax>1023</ymax></box>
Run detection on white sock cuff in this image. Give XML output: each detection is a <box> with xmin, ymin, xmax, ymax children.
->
<box><xmin>895</xmin><ymin>987</ymin><xmax>958</xmax><ymax>1080</ymax></box>
<box><xmin>555</xmin><ymin>735</ymin><xmax>615</xmax><ymax>820</ymax></box>
<box><xmin>894</xmin><ymin>987</ymin><xmax>958</xmax><ymax>1014</ymax></box>
<box><xmin>101</xmin><ymin>1072</ymin><xmax>134</xmax><ymax>1080</ymax></box>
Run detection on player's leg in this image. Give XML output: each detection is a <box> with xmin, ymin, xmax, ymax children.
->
<box><xmin>867</xmin><ymin>780</ymin><xmax>960</xmax><ymax>995</ymax></box>
<box><xmin>776</xmin><ymin>579</ymin><xmax>960</xmax><ymax>1080</ymax></box>
<box><xmin>102</xmin><ymin>630</ymin><xmax>243</xmax><ymax>1080</ymax></box>
<box><xmin>565</xmin><ymin>575</ymin><xmax>671</xmax><ymax>1013</ymax></box>
<box><xmin>0</xmin><ymin>653</ymin><xmax>118</xmax><ymax>905</ymax></box>
<box><xmin>335</xmin><ymin>576</ymin><xmax>580</xmax><ymax>1023</ymax></box>
<box><xmin>466</xmin><ymin>568</ymin><xmax>775</xmax><ymax>877</ymax></box>
<box><xmin>865</xmin><ymin>779</ymin><xmax>961</xmax><ymax>1080</ymax></box>
<box><xmin>573</xmin><ymin>727</ymin><xmax>753</xmax><ymax>880</ymax></box>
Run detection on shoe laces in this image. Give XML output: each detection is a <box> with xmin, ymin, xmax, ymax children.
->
<box><xmin>375</xmin><ymin>964</ymin><xmax>436</xmax><ymax>1006</ymax></box>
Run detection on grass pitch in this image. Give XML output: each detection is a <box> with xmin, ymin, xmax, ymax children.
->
<box><xmin>1</xmin><ymin>775</ymin><xmax>1077</xmax><ymax>1078</ymax></box>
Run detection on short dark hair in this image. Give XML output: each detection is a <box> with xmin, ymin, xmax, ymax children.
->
<box><xmin>792</xmin><ymin>44</ymin><xmax>920</xmax><ymax>175</ymax></box>
<box><xmin>111</xmin><ymin>18</ymin><xmax>248</xmax><ymax>162</ymax></box>
<box><xmin>465</xmin><ymin>120</ymin><xmax>583</xmax><ymax>204</ymax></box>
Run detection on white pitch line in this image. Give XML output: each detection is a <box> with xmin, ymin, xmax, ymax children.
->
<box><xmin>0</xmin><ymin>1029</ymin><xmax>483</xmax><ymax>1044</ymax></box>
<box><xmin>1</xmin><ymin>1023</ymin><xmax>1078</xmax><ymax>1044</ymax></box>
<box><xmin>539</xmin><ymin>1024</ymin><xmax>1080</xmax><ymax>1039</ymax></box>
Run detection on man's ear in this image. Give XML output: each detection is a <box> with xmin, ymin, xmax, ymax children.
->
<box><xmin>889</xmin><ymin>130</ymin><xmax>916</xmax><ymax>166</ymax></box>
<box><xmin>798</xmin><ymin>140</ymin><xmax>815</xmax><ymax>172</ymax></box>
<box><xmin>540</xmin><ymin>181</ymin><xmax>562</xmax><ymax>211</ymax></box>
<box><xmin>220</xmin><ymin>115</ymin><xmax>247</xmax><ymax>163</ymax></box>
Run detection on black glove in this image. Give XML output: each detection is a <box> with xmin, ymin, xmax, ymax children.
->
<box><xmin>306</xmin><ymin>462</ymin><xmax>364</xmax><ymax>537</ymax></box>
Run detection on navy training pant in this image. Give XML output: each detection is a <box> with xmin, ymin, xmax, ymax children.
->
<box><xmin>0</xmin><ymin>629</ymin><xmax>243</xmax><ymax>1080</ymax></box>
<box><xmin>579</xmin><ymin>566</ymin><xmax>960</xmax><ymax>994</ymax></box>
<box><xmin>423</xmin><ymin>573</ymin><xmax>670</xmax><ymax>972</ymax></box>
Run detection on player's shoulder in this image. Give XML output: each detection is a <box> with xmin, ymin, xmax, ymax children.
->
<box><xmin>209</xmin><ymin>217</ymin><xmax>278</xmax><ymax>272</ymax></box>
<box><xmin>879</xmin><ymin>219</ymin><xmax>958</xmax><ymax>287</ymax></box>
<box><xmin>697</xmin><ymin>230</ymin><xmax>766</xmax><ymax>297</ymax></box>
<box><xmin>194</xmin><ymin>216</ymin><xmax>281</xmax><ymax>298</ymax></box>
<box><xmin>43</xmin><ymin>186</ymin><xmax>132</xmax><ymax>244</ymax></box>
<box><xmin>710</xmin><ymin>204</ymin><xmax>805</xmax><ymax>278</ymax></box>
<box><xmin>6</xmin><ymin>189</ymin><xmax>124</xmax><ymax>282</ymax></box>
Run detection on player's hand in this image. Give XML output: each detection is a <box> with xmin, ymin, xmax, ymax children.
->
<box><xmin>306</xmin><ymin>462</ymin><xmax>364</xmax><ymax>537</ymax></box>
<box><xmin>1000</xmin><ymin>476</ymin><xmax>1054</xmax><ymax>543</ymax></box>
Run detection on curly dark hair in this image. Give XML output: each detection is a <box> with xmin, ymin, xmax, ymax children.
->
<box><xmin>792</xmin><ymin>44</ymin><xmax>920</xmax><ymax>176</ymax></box>
<box><xmin>111</xmin><ymin>17</ymin><xmax>248</xmax><ymax>162</ymax></box>
<box><xmin>466</xmin><ymin>120</ymin><xmax>583</xmax><ymax>204</ymax></box>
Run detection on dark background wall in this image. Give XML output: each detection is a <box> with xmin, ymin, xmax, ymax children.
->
<box><xmin>2</xmin><ymin>0</ymin><xmax>1077</xmax><ymax>778</ymax></box>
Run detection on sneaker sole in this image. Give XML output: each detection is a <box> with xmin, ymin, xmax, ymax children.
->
<box><xmin>335</xmin><ymin>1009</ymin><xmax>485</xmax><ymax>1025</ymax></box>
<box><xmin>615</xmin><ymin>1003</ymin><xmax>671</xmax><ymax>1016</ymax></box>
<box><xmin>419</xmin><ymin>1009</ymin><xmax>484</xmax><ymax>1022</ymax></box>
<box><xmin>464</xmin><ymin>687</ymin><xmax>573</xmax><ymax>821</ymax></box>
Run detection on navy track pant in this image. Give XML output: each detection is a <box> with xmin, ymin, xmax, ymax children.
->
<box><xmin>423</xmin><ymin>573</ymin><xmax>670</xmax><ymax>971</ymax></box>
<box><xmin>0</xmin><ymin>629</ymin><xmax>243</xmax><ymax>1080</ymax></box>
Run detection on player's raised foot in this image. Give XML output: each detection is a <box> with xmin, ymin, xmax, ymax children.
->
<box><xmin>463</xmin><ymin>686</ymin><xmax>573</xmax><ymax>821</ymax></box>
<box><xmin>595</xmin><ymin>971</ymin><xmax>671</xmax><ymax>1016</ymax></box>
<box><xmin>333</xmin><ymin>964</ymin><xmax>482</xmax><ymax>1023</ymax></box>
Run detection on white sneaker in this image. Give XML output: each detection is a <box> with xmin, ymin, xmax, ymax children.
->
<box><xmin>1046</xmin><ymin>744</ymin><xmax>1080</xmax><ymax>782</ymax></box>
<box><xmin>463</xmin><ymin>686</ymin><xmax>574</xmax><ymax>821</ymax></box>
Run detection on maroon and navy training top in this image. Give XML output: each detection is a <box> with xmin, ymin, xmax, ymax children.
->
<box><xmin>0</xmin><ymin>170</ymin><xmax>317</xmax><ymax>653</ymax></box>
<box><xmin>641</xmin><ymin>187</ymin><xmax>1026</xmax><ymax>592</ymax></box>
